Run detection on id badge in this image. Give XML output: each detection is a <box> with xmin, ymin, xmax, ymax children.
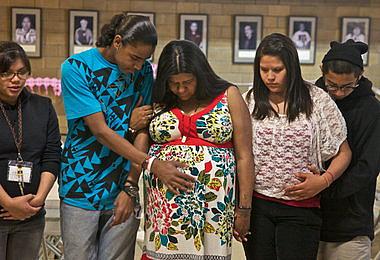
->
<box><xmin>7</xmin><ymin>160</ymin><xmax>33</xmax><ymax>183</ymax></box>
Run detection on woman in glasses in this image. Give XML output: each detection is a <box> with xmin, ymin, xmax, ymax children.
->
<box><xmin>0</xmin><ymin>41</ymin><xmax>61</xmax><ymax>259</ymax></box>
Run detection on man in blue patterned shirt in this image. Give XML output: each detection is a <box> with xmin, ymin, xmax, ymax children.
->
<box><xmin>60</xmin><ymin>14</ymin><xmax>195</xmax><ymax>260</ymax></box>
<box><xmin>60</xmin><ymin>14</ymin><xmax>156</xmax><ymax>260</ymax></box>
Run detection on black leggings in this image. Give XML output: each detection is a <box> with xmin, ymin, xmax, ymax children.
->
<box><xmin>243</xmin><ymin>197</ymin><xmax>322</xmax><ymax>260</ymax></box>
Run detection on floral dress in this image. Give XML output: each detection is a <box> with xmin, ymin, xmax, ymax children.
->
<box><xmin>143</xmin><ymin>92</ymin><xmax>236</xmax><ymax>260</ymax></box>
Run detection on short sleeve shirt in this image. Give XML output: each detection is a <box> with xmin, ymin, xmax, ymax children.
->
<box><xmin>59</xmin><ymin>48</ymin><xmax>153</xmax><ymax>210</ymax></box>
<box><xmin>244</xmin><ymin>85</ymin><xmax>347</xmax><ymax>201</ymax></box>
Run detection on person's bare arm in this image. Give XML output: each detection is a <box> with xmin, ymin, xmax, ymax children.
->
<box><xmin>127</xmin><ymin>130</ymin><xmax>150</xmax><ymax>183</ymax></box>
<box><xmin>228</xmin><ymin>86</ymin><xmax>255</xmax><ymax>242</ymax></box>
<box><xmin>322</xmin><ymin>140</ymin><xmax>352</xmax><ymax>183</ymax></box>
<box><xmin>112</xmin><ymin>130</ymin><xmax>150</xmax><ymax>226</ymax></box>
<box><xmin>29</xmin><ymin>172</ymin><xmax>56</xmax><ymax>207</ymax></box>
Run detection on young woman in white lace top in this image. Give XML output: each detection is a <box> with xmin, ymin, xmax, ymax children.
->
<box><xmin>243</xmin><ymin>33</ymin><xmax>352</xmax><ymax>260</ymax></box>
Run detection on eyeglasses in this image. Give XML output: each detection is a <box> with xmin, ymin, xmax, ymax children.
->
<box><xmin>324</xmin><ymin>80</ymin><xmax>359</xmax><ymax>92</ymax></box>
<box><xmin>0</xmin><ymin>71</ymin><xmax>30</xmax><ymax>80</ymax></box>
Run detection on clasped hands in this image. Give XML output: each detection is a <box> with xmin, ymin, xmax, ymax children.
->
<box><xmin>0</xmin><ymin>194</ymin><xmax>43</xmax><ymax>221</ymax></box>
<box><xmin>233</xmin><ymin>209</ymin><xmax>251</xmax><ymax>243</ymax></box>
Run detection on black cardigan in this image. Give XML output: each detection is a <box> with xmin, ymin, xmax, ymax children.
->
<box><xmin>316</xmin><ymin>76</ymin><xmax>380</xmax><ymax>242</ymax></box>
<box><xmin>0</xmin><ymin>89</ymin><xmax>61</xmax><ymax>216</ymax></box>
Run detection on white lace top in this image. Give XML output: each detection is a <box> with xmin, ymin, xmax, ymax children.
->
<box><xmin>244</xmin><ymin>84</ymin><xmax>347</xmax><ymax>200</ymax></box>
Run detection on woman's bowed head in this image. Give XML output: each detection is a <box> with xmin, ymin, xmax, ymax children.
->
<box><xmin>153</xmin><ymin>40</ymin><xmax>231</xmax><ymax>109</ymax></box>
<box><xmin>247</xmin><ymin>33</ymin><xmax>313</xmax><ymax>123</ymax></box>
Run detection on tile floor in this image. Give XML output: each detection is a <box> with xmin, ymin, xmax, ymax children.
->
<box><xmin>44</xmin><ymin>180</ymin><xmax>380</xmax><ymax>260</ymax></box>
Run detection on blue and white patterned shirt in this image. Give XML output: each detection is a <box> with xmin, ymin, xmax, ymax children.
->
<box><xmin>59</xmin><ymin>48</ymin><xmax>153</xmax><ymax>210</ymax></box>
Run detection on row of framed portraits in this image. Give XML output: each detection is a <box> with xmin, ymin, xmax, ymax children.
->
<box><xmin>11</xmin><ymin>8</ymin><xmax>100</xmax><ymax>58</ymax></box>
<box><xmin>11</xmin><ymin>7</ymin><xmax>371</xmax><ymax>65</ymax></box>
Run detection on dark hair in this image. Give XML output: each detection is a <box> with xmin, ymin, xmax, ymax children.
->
<box><xmin>246</xmin><ymin>33</ymin><xmax>313</xmax><ymax>122</ymax></box>
<box><xmin>321</xmin><ymin>60</ymin><xmax>363</xmax><ymax>77</ymax></box>
<box><xmin>0</xmin><ymin>41</ymin><xmax>31</xmax><ymax>73</ymax></box>
<box><xmin>153</xmin><ymin>40</ymin><xmax>232</xmax><ymax>110</ymax></box>
<box><xmin>96</xmin><ymin>13</ymin><xmax>157</xmax><ymax>48</ymax></box>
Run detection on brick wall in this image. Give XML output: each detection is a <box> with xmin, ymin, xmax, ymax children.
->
<box><xmin>1</xmin><ymin>0</ymin><xmax>380</xmax><ymax>134</ymax></box>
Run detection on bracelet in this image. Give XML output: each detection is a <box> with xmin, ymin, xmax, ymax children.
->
<box><xmin>324</xmin><ymin>170</ymin><xmax>335</xmax><ymax>182</ymax></box>
<box><xmin>122</xmin><ymin>185</ymin><xmax>140</xmax><ymax>204</ymax></box>
<box><xmin>236</xmin><ymin>208</ymin><xmax>252</xmax><ymax>214</ymax></box>
<box><xmin>237</xmin><ymin>206</ymin><xmax>252</xmax><ymax>210</ymax></box>
<box><xmin>125</xmin><ymin>179</ymin><xmax>139</xmax><ymax>188</ymax></box>
<box><xmin>236</xmin><ymin>209</ymin><xmax>252</xmax><ymax>215</ymax></box>
<box><xmin>322</xmin><ymin>174</ymin><xmax>331</xmax><ymax>187</ymax></box>
<box><xmin>128</xmin><ymin>127</ymin><xmax>137</xmax><ymax>134</ymax></box>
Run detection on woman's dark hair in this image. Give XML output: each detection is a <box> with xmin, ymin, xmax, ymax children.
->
<box><xmin>153</xmin><ymin>40</ymin><xmax>232</xmax><ymax>110</ymax></box>
<box><xmin>321</xmin><ymin>60</ymin><xmax>363</xmax><ymax>78</ymax></box>
<box><xmin>246</xmin><ymin>33</ymin><xmax>313</xmax><ymax>122</ymax></box>
<box><xmin>0</xmin><ymin>41</ymin><xmax>31</xmax><ymax>73</ymax></box>
<box><xmin>96</xmin><ymin>13</ymin><xmax>157</xmax><ymax>47</ymax></box>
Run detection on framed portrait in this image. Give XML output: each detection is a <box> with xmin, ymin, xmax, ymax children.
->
<box><xmin>11</xmin><ymin>8</ymin><xmax>41</xmax><ymax>57</ymax></box>
<box><xmin>179</xmin><ymin>14</ymin><xmax>208</xmax><ymax>56</ymax></box>
<box><xmin>69</xmin><ymin>10</ymin><xmax>98</xmax><ymax>56</ymax></box>
<box><xmin>288</xmin><ymin>16</ymin><xmax>317</xmax><ymax>65</ymax></box>
<box><xmin>127</xmin><ymin>12</ymin><xmax>155</xmax><ymax>25</ymax></box>
<box><xmin>341</xmin><ymin>17</ymin><xmax>370</xmax><ymax>66</ymax></box>
<box><xmin>233</xmin><ymin>15</ymin><xmax>262</xmax><ymax>64</ymax></box>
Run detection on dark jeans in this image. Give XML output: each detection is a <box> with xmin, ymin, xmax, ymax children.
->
<box><xmin>243</xmin><ymin>197</ymin><xmax>322</xmax><ymax>260</ymax></box>
<box><xmin>0</xmin><ymin>215</ymin><xmax>45</xmax><ymax>260</ymax></box>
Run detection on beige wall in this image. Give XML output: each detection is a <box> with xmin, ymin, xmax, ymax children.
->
<box><xmin>1</xmin><ymin>0</ymin><xmax>380</xmax><ymax>133</ymax></box>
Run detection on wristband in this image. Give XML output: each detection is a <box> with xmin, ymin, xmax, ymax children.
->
<box><xmin>322</xmin><ymin>174</ymin><xmax>331</xmax><ymax>187</ymax></box>
<box><xmin>125</xmin><ymin>179</ymin><xmax>139</xmax><ymax>188</ymax></box>
<box><xmin>237</xmin><ymin>206</ymin><xmax>252</xmax><ymax>210</ymax></box>
<box><xmin>122</xmin><ymin>185</ymin><xmax>140</xmax><ymax>204</ymax></box>
<box><xmin>123</xmin><ymin>185</ymin><xmax>139</xmax><ymax>197</ymax></box>
<box><xmin>128</xmin><ymin>127</ymin><xmax>137</xmax><ymax>134</ymax></box>
<box><xmin>324</xmin><ymin>170</ymin><xmax>335</xmax><ymax>182</ymax></box>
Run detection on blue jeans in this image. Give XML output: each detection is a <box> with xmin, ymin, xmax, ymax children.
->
<box><xmin>60</xmin><ymin>202</ymin><xmax>140</xmax><ymax>260</ymax></box>
<box><xmin>0</xmin><ymin>215</ymin><xmax>45</xmax><ymax>260</ymax></box>
<box><xmin>243</xmin><ymin>197</ymin><xmax>322</xmax><ymax>260</ymax></box>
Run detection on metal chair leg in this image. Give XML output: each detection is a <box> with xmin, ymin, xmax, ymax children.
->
<box><xmin>41</xmin><ymin>237</ymin><xmax>48</xmax><ymax>260</ymax></box>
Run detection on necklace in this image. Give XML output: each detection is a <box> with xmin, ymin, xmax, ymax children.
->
<box><xmin>0</xmin><ymin>98</ymin><xmax>25</xmax><ymax>195</ymax></box>
<box><xmin>178</xmin><ymin>101</ymin><xmax>201</xmax><ymax>116</ymax></box>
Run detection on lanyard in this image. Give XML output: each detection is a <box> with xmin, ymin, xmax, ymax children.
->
<box><xmin>0</xmin><ymin>98</ymin><xmax>25</xmax><ymax>195</ymax></box>
<box><xmin>0</xmin><ymin>98</ymin><xmax>23</xmax><ymax>161</ymax></box>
